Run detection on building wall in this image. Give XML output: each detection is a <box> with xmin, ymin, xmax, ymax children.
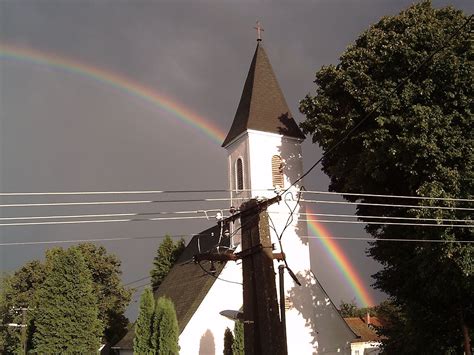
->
<box><xmin>350</xmin><ymin>341</ymin><xmax>381</xmax><ymax>355</ymax></box>
<box><xmin>178</xmin><ymin>259</ymin><xmax>243</xmax><ymax>355</ymax></box>
<box><xmin>221</xmin><ymin>130</ymin><xmax>356</xmax><ymax>354</ymax></box>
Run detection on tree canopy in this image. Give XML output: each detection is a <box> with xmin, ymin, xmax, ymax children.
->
<box><xmin>150</xmin><ymin>236</ymin><xmax>185</xmax><ymax>292</ymax></box>
<box><xmin>0</xmin><ymin>243</ymin><xmax>131</xmax><ymax>351</ymax></box>
<box><xmin>299</xmin><ymin>2</ymin><xmax>473</xmax><ymax>353</ymax></box>
<box><xmin>151</xmin><ymin>297</ymin><xmax>179</xmax><ymax>355</ymax></box>
<box><xmin>134</xmin><ymin>287</ymin><xmax>155</xmax><ymax>354</ymax></box>
<box><xmin>32</xmin><ymin>248</ymin><xmax>103</xmax><ymax>353</ymax></box>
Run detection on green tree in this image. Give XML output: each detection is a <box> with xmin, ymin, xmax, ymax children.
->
<box><xmin>339</xmin><ymin>299</ymin><xmax>374</xmax><ymax>318</ymax></box>
<box><xmin>32</xmin><ymin>248</ymin><xmax>103</xmax><ymax>353</ymax></box>
<box><xmin>150</xmin><ymin>236</ymin><xmax>185</xmax><ymax>291</ymax></box>
<box><xmin>0</xmin><ymin>261</ymin><xmax>46</xmax><ymax>354</ymax></box>
<box><xmin>0</xmin><ymin>244</ymin><xmax>131</xmax><ymax>350</ymax></box>
<box><xmin>223</xmin><ymin>327</ymin><xmax>234</xmax><ymax>355</ymax></box>
<box><xmin>151</xmin><ymin>297</ymin><xmax>179</xmax><ymax>355</ymax></box>
<box><xmin>134</xmin><ymin>287</ymin><xmax>155</xmax><ymax>354</ymax></box>
<box><xmin>232</xmin><ymin>321</ymin><xmax>244</xmax><ymax>355</ymax></box>
<box><xmin>299</xmin><ymin>2</ymin><xmax>473</xmax><ymax>353</ymax></box>
<box><xmin>71</xmin><ymin>243</ymin><xmax>132</xmax><ymax>344</ymax></box>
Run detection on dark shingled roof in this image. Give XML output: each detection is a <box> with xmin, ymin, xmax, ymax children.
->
<box><xmin>222</xmin><ymin>42</ymin><xmax>305</xmax><ymax>147</ymax></box>
<box><xmin>344</xmin><ymin>317</ymin><xmax>383</xmax><ymax>343</ymax></box>
<box><xmin>113</xmin><ymin>225</ymin><xmax>230</xmax><ymax>350</ymax></box>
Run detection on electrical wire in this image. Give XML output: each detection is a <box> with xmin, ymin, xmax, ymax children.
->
<box><xmin>283</xmin><ymin>14</ymin><xmax>473</xmax><ymax>194</ymax></box>
<box><xmin>0</xmin><ymin>198</ymin><xmax>235</xmax><ymax>208</ymax></box>
<box><xmin>0</xmin><ymin>215</ymin><xmax>217</xmax><ymax>227</ymax></box>
<box><xmin>0</xmin><ymin>208</ymin><xmax>226</xmax><ymax>221</ymax></box>
<box><xmin>302</xmin><ymin>235</ymin><xmax>474</xmax><ymax>244</ymax></box>
<box><xmin>268</xmin><ymin>211</ymin><xmax>473</xmax><ymax>224</ymax></box>
<box><xmin>0</xmin><ymin>189</ymin><xmax>274</xmax><ymax>197</ymax></box>
<box><xmin>300</xmin><ymin>199</ymin><xmax>474</xmax><ymax>211</ymax></box>
<box><xmin>301</xmin><ymin>190</ymin><xmax>474</xmax><ymax>203</ymax></box>
<box><xmin>300</xmin><ymin>218</ymin><xmax>473</xmax><ymax>228</ymax></box>
<box><xmin>197</xmin><ymin>260</ymin><xmax>242</xmax><ymax>286</ymax></box>
<box><xmin>0</xmin><ymin>233</ymin><xmax>210</xmax><ymax>247</ymax></box>
<box><xmin>123</xmin><ymin>276</ymin><xmax>151</xmax><ymax>287</ymax></box>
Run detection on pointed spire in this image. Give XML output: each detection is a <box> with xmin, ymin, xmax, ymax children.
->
<box><xmin>222</xmin><ymin>42</ymin><xmax>305</xmax><ymax>147</ymax></box>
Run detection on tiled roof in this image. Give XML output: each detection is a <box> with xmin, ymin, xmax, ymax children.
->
<box><xmin>113</xmin><ymin>224</ymin><xmax>230</xmax><ymax>350</ymax></box>
<box><xmin>344</xmin><ymin>317</ymin><xmax>382</xmax><ymax>343</ymax></box>
<box><xmin>222</xmin><ymin>42</ymin><xmax>305</xmax><ymax>147</ymax></box>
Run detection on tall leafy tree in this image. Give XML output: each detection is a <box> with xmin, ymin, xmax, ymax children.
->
<box><xmin>32</xmin><ymin>248</ymin><xmax>103</xmax><ymax>353</ymax></box>
<box><xmin>134</xmin><ymin>287</ymin><xmax>155</xmax><ymax>354</ymax></box>
<box><xmin>299</xmin><ymin>2</ymin><xmax>473</xmax><ymax>353</ymax></box>
<box><xmin>0</xmin><ymin>261</ymin><xmax>45</xmax><ymax>353</ymax></box>
<box><xmin>150</xmin><ymin>236</ymin><xmax>185</xmax><ymax>291</ymax></box>
<box><xmin>71</xmin><ymin>243</ymin><xmax>132</xmax><ymax>344</ymax></box>
<box><xmin>232</xmin><ymin>321</ymin><xmax>244</xmax><ymax>355</ymax></box>
<box><xmin>0</xmin><ymin>244</ymin><xmax>131</xmax><ymax>350</ymax></box>
<box><xmin>223</xmin><ymin>327</ymin><xmax>234</xmax><ymax>355</ymax></box>
<box><xmin>151</xmin><ymin>297</ymin><xmax>179</xmax><ymax>355</ymax></box>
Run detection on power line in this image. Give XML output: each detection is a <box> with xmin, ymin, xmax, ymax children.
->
<box><xmin>0</xmin><ymin>208</ymin><xmax>225</xmax><ymax>221</ymax></box>
<box><xmin>284</xmin><ymin>14</ymin><xmax>473</xmax><ymax>194</ymax></box>
<box><xmin>0</xmin><ymin>215</ymin><xmax>219</xmax><ymax>227</ymax></box>
<box><xmin>0</xmin><ymin>198</ymin><xmax>237</xmax><ymax>208</ymax></box>
<box><xmin>303</xmin><ymin>235</ymin><xmax>474</xmax><ymax>244</ymax></box>
<box><xmin>300</xmin><ymin>199</ymin><xmax>474</xmax><ymax>212</ymax></box>
<box><xmin>268</xmin><ymin>211</ymin><xmax>473</xmax><ymax>224</ymax></box>
<box><xmin>0</xmin><ymin>233</ymin><xmax>211</xmax><ymax>247</ymax></box>
<box><xmin>1</xmin><ymin>231</ymin><xmax>472</xmax><ymax>248</ymax></box>
<box><xmin>301</xmin><ymin>218</ymin><xmax>473</xmax><ymax>228</ymax></box>
<box><xmin>0</xmin><ymin>188</ymin><xmax>274</xmax><ymax>197</ymax></box>
<box><xmin>301</xmin><ymin>190</ymin><xmax>474</xmax><ymax>203</ymax></box>
<box><xmin>197</xmin><ymin>260</ymin><xmax>242</xmax><ymax>286</ymax></box>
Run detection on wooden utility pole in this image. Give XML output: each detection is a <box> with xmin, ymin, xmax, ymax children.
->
<box><xmin>194</xmin><ymin>197</ymin><xmax>286</xmax><ymax>354</ymax></box>
<box><xmin>240</xmin><ymin>199</ymin><xmax>286</xmax><ymax>355</ymax></box>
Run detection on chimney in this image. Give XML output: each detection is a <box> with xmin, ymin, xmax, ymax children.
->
<box><xmin>366</xmin><ymin>311</ymin><xmax>371</xmax><ymax>326</ymax></box>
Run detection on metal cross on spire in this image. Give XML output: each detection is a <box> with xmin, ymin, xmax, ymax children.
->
<box><xmin>254</xmin><ymin>21</ymin><xmax>264</xmax><ymax>41</ymax></box>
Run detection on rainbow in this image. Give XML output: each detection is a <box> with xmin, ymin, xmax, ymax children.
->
<box><xmin>1</xmin><ymin>42</ymin><xmax>375</xmax><ymax>307</ymax></box>
<box><xmin>0</xmin><ymin>42</ymin><xmax>226</xmax><ymax>145</ymax></box>
<box><xmin>306</xmin><ymin>209</ymin><xmax>375</xmax><ymax>307</ymax></box>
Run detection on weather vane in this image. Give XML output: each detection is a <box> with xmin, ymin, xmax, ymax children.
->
<box><xmin>254</xmin><ymin>21</ymin><xmax>264</xmax><ymax>41</ymax></box>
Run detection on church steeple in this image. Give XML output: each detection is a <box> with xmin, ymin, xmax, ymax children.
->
<box><xmin>222</xmin><ymin>42</ymin><xmax>305</xmax><ymax>147</ymax></box>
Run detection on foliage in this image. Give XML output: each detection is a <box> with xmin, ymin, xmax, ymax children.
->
<box><xmin>232</xmin><ymin>321</ymin><xmax>244</xmax><ymax>355</ymax></box>
<box><xmin>338</xmin><ymin>299</ymin><xmax>373</xmax><ymax>318</ymax></box>
<box><xmin>223</xmin><ymin>327</ymin><xmax>234</xmax><ymax>355</ymax></box>
<box><xmin>134</xmin><ymin>287</ymin><xmax>155</xmax><ymax>354</ymax></box>
<box><xmin>0</xmin><ymin>261</ymin><xmax>46</xmax><ymax>354</ymax></box>
<box><xmin>71</xmin><ymin>243</ymin><xmax>132</xmax><ymax>344</ymax></box>
<box><xmin>151</xmin><ymin>297</ymin><xmax>179</xmax><ymax>355</ymax></box>
<box><xmin>150</xmin><ymin>236</ymin><xmax>185</xmax><ymax>291</ymax></box>
<box><xmin>31</xmin><ymin>248</ymin><xmax>103</xmax><ymax>353</ymax></box>
<box><xmin>299</xmin><ymin>2</ymin><xmax>473</xmax><ymax>352</ymax></box>
<box><xmin>0</xmin><ymin>244</ymin><xmax>131</xmax><ymax>351</ymax></box>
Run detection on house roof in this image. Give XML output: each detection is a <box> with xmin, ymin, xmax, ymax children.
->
<box><xmin>222</xmin><ymin>42</ymin><xmax>305</xmax><ymax>147</ymax></box>
<box><xmin>344</xmin><ymin>317</ymin><xmax>383</xmax><ymax>343</ymax></box>
<box><xmin>113</xmin><ymin>224</ymin><xmax>230</xmax><ymax>350</ymax></box>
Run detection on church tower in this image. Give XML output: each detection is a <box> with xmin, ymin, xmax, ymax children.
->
<box><xmin>221</xmin><ymin>38</ymin><xmax>357</xmax><ymax>354</ymax></box>
<box><xmin>115</xmin><ymin>34</ymin><xmax>359</xmax><ymax>355</ymax></box>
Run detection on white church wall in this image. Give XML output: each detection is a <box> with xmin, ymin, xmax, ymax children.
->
<box><xmin>350</xmin><ymin>341</ymin><xmax>381</xmax><ymax>355</ymax></box>
<box><xmin>225</xmin><ymin>132</ymin><xmax>251</xmax><ymax>207</ymax></box>
<box><xmin>210</xmin><ymin>129</ymin><xmax>357</xmax><ymax>354</ymax></box>
<box><xmin>178</xmin><ymin>259</ymin><xmax>243</xmax><ymax>355</ymax></box>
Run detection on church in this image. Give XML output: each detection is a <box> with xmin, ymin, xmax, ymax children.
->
<box><xmin>114</xmin><ymin>35</ymin><xmax>369</xmax><ymax>354</ymax></box>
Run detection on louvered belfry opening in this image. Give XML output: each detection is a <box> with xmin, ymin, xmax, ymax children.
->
<box><xmin>236</xmin><ymin>158</ymin><xmax>244</xmax><ymax>191</ymax></box>
<box><xmin>272</xmin><ymin>155</ymin><xmax>284</xmax><ymax>188</ymax></box>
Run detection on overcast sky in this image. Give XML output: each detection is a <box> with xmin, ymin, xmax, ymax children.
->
<box><xmin>1</xmin><ymin>0</ymin><xmax>472</xmax><ymax>317</ymax></box>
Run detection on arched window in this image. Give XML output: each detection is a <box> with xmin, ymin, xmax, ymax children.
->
<box><xmin>272</xmin><ymin>155</ymin><xmax>284</xmax><ymax>188</ymax></box>
<box><xmin>236</xmin><ymin>158</ymin><xmax>244</xmax><ymax>191</ymax></box>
